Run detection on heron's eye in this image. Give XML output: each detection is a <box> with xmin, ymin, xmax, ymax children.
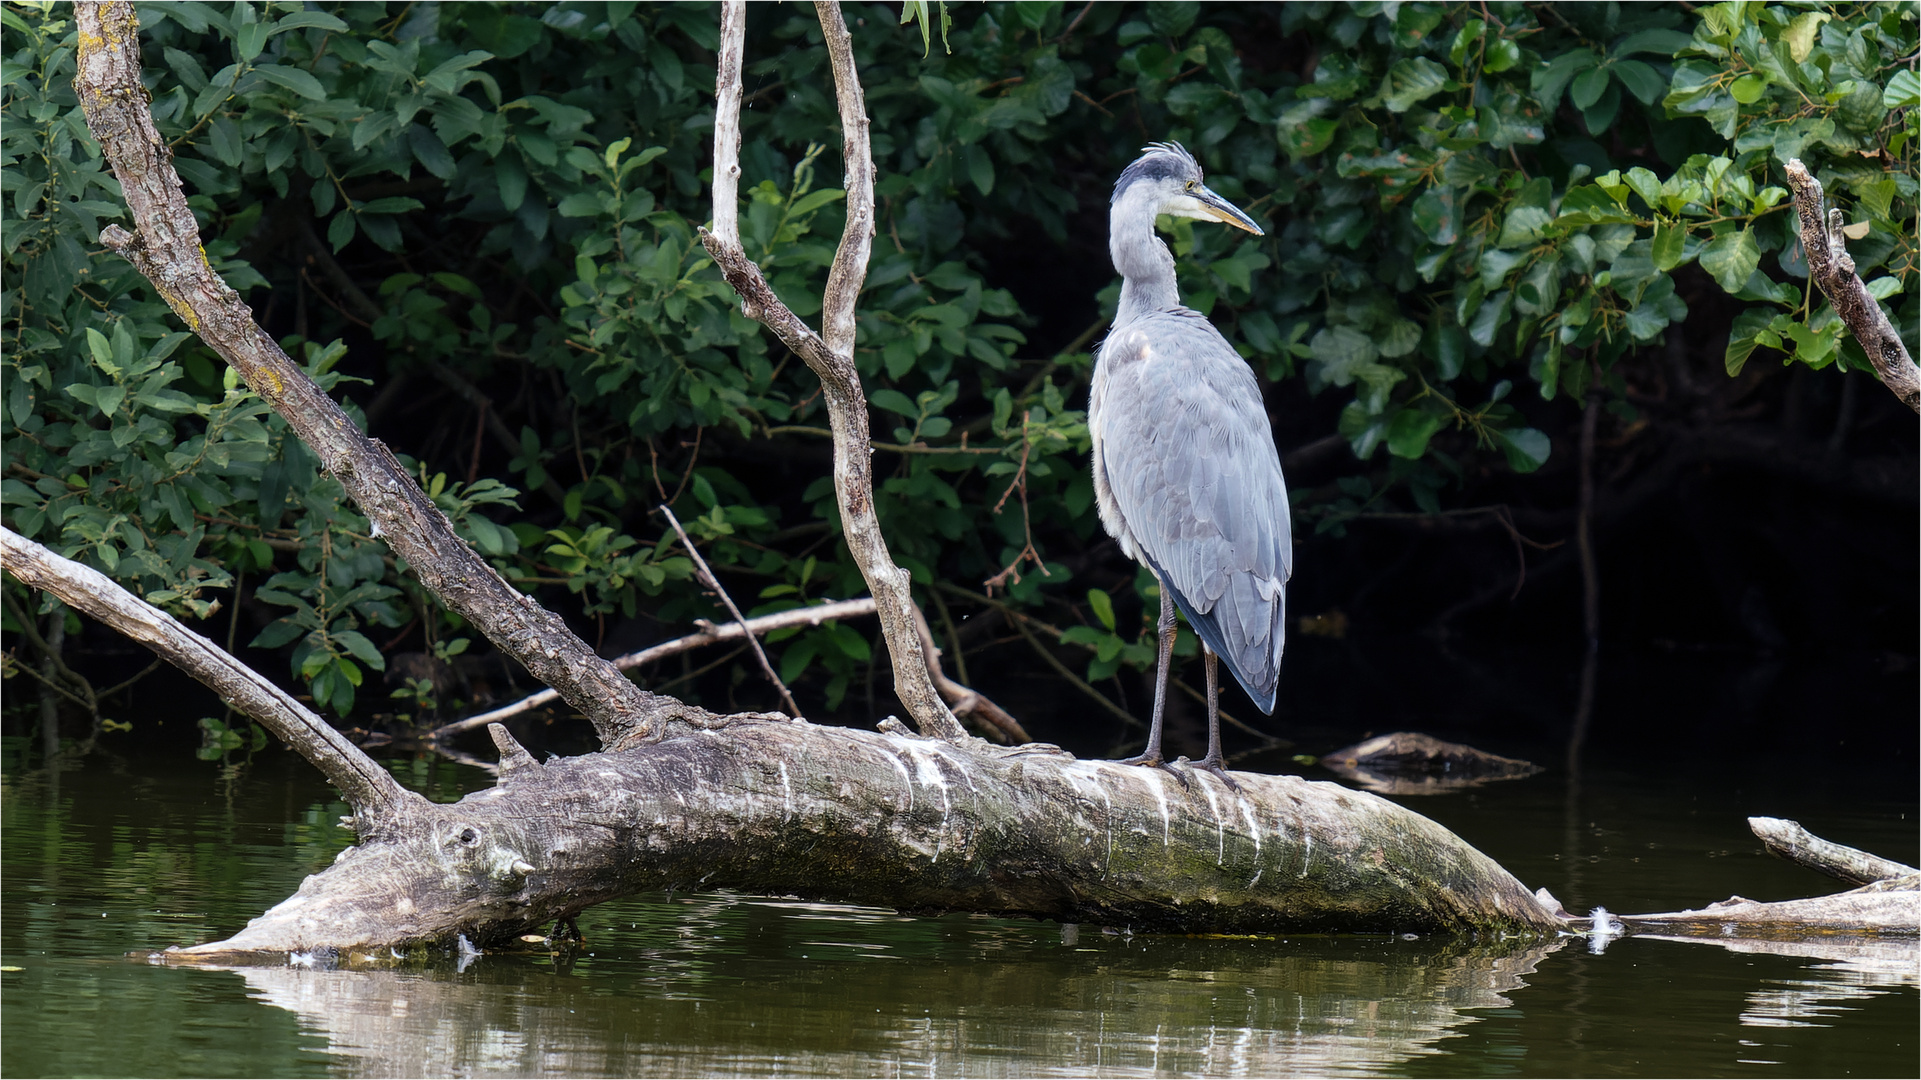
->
<box><xmin>1185</xmin><ymin>180</ymin><xmax>1198</xmax><ymax>193</ymax></box>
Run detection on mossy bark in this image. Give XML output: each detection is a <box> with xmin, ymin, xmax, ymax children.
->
<box><xmin>175</xmin><ymin>718</ymin><xmax>1560</xmax><ymax>958</ymax></box>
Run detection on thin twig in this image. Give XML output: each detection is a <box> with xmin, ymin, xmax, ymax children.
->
<box><xmin>1577</xmin><ymin>384</ymin><xmax>1600</xmax><ymax>652</ymax></box>
<box><xmin>1056</xmin><ymin>1</ymin><xmax>1097</xmax><ymax>44</ymax></box>
<box><xmin>907</xmin><ymin>597</ymin><xmax>1030</xmax><ymax>743</ymax></box>
<box><xmin>984</xmin><ymin>418</ymin><xmax>1050</xmax><ymax>594</ymax></box>
<box><xmin>1007</xmin><ymin>611</ymin><xmax>1143</xmax><ymax>731</ymax></box>
<box><xmin>929</xmin><ymin>587</ymin><xmax>969</xmax><ymax>686</ymax></box>
<box><xmin>428</xmin><ymin>597</ymin><xmax>878</xmax><ymax>738</ymax></box>
<box><xmin>940</xmin><ymin>583</ymin><xmax>1146</xmax><ymax>733</ymax></box>
<box><xmin>660</xmin><ymin>505</ymin><xmax>802</xmax><ymax>718</ymax></box>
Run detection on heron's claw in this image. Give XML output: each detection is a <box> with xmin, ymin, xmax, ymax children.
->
<box><xmin>1118</xmin><ymin>752</ymin><xmax>1193</xmax><ymax>789</ymax></box>
<box><xmin>1189</xmin><ymin>754</ymin><xmax>1243</xmax><ymax>793</ymax></box>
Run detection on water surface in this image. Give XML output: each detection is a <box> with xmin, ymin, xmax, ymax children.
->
<box><xmin>3</xmin><ymin>660</ymin><xmax>1916</xmax><ymax>1078</ymax></box>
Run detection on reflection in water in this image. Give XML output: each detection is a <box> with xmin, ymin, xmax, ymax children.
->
<box><xmin>219</xmin><ymin>897</ymin><xmax>1567</xmax><ymax>1078</ymax></box>
<box><xmin>1635</xmin><ymin>932</ymin><xmax>1920</xmax><ymax>1031</ymax></box>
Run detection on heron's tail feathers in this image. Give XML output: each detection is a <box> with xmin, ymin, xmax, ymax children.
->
<box><xmin>1145</xmin><ymin>556</ymin><xmax>1285</xmax><ymax>716</ymax></box>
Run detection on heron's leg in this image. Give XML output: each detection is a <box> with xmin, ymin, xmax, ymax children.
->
<box><xmin>1191</xmin><ymin>649</ymin><xmax>1241</xmax><ymax>792</ymax></box>
<box><xmin>1119</xmin><ymin>584</ymin><xmax>1181</xmax><ymax>777</ymax></box>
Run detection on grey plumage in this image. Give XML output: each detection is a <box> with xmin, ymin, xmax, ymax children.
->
<box><xmin>1089</xmin><ymin>142</ymin><xmax>1291</xmax><ymax>784</ymax></box>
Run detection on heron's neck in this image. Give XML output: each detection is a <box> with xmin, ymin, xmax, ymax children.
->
<box><xmin>1110</xmin><ymin>191</ymin><xmax>1179</xmax><ymax>328</ymax></box>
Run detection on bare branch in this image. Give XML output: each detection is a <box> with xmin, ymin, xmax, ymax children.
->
<box><xmin>428</xmin><ymin>598</ymin><xmax>878</xmax><ymax>739</ymax></box>
<box><xmin>1783</xmin><ymin>158</ymin><xmax>1919</xmax><ymax>413</ymax></box>
<box><xmin>1750</xmin><ymin>816</ymin><xmax>1920</xmax><ymax>887</ymax></box>
<box><xmin>2</xmin><ymin>526</ymin><xmax>420</xmax><ymax>825</ymax></box>
<box><xmin>698</xmin><ymin>1</ymin><xmax>965</xmax><ymax>741</ymax></box>
<box><xmin>660</xmin><ymin>505</ymin><xmax>802</xmax><ymax>718</ymax></box>
<box><xmin>71</xmin><ymin>1</ymin><xmax>694</xmax><ymax>750</ymax></box>
<box><xmin>816</xmin><ymin>0</ymin><xmax>874</xmax><ymax>358</ymax></box>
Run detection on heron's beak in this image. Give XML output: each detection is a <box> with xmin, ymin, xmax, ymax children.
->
<box><xmin>1195</xmin><ymin>185</ymin><xmax>1265</xmax><ymax>236</ymax></box>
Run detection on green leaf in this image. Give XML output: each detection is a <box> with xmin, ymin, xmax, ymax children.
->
<box><xmin>1087</xmin><ymin>587</ymin><xmax>1116</xmax><ymax>632</ymax></box>
<box><xmin>85</xmin><ymin>327</ymin><xmax>115</xmax><ymax>371</ymax></box>
<box><xmin>1483</xmin><ymin>38</ymin><xmax>1521</xmax><ymax>74</ymax></box>
<box><xmin>333</xmin><ymin>629</ymin><xmax>387</xmax><ymax>670</ymax></box>
<box><xmin>254</xmin><ymin>64</ymin><xmax>325</xmax><ymax>100</ymax></box>
<box><xmin>1611</xmin><ymin>60</ymin><xmax>1665</xmax><ymax>105</ymax></box>
<box><xmin>496</xmin><ymin>155</ymin><xmax>528</xmax><ymax>213</ymax></box>
<box><xmin>1699</xmin><ymin>229</ymin><xmax>1760</xmax><ymax>293</ymax></box>
<box><xmin>1498</xmin><ymin>206</ymin><xmax>1552</xmax><ymax>249</ymax></box>
<box><xmin>556</xmin><ymin>193</ymin><xmax>602</xmax><ymax>218</ymax></box>
<box><xmin>1612</xmin><ymin>29</ymin><xmax>1695</xmax><ymax>57</ymax></box>
<box><xmin>1724</xmin><ymin>307</ymin><xmax>1774</xmax><ymax>376</ymax></box>
<box><xmin>1386</xmin><ymin>409</ymin><xmax>1446</xmax><ymax>459</ymax></box>
<box><xmin>250</xmin><ymin>619</ymin><xmax>305</xmax><ymax>650</ymax></box>
<box><xmin>1410</xmin><ymin>187</ymin><xmax>1458</xmax><ymax>245</ymax></box>
<box><xmin>1729</xmin><ymin>74</ymin><xmax>1769</xmax><ymax>105</ymax></box>
<box><xmin>327</xmin><ymin>210</ymin><xmax>355</xmax><ymax>252</ymax></box>
<box><xmin>1886</xmin><ymin>70</ymin><xmax>1921</xmax><ymax>110</ymax></box>
<box><xmin>1379</xmin><ymin>57</ymin><xmax>1450</xmax><ymax>112</ymax></box>
<box><xmin>1495</xmin><ymin>427</ymin><xmax>1551</xmax><ymax>472</ymax></box>
<box><xmin>869</xmin><ymin>389</ymin><xmax>919</xmax><ymax>418</ymax></box>
<box><xmin>1570</xmin><ymin>65</ymin><xmax>1612</xmax><ymax>110</ymax></box>
<box><xmin>358</xmin><ymin>197</ymin><xmax>424</xmax><ymax>215</ymax></box>
<box><xmin>270</xmin><ymin>11</ymin><xmax>350</xmax><ymax>33</ymax></box>
<box><xmin>1532</xmin><ymin>49</ymin><xmax>1599</xmax><ymax>106</ymax></box>
<box><xmin>1623</xmin><ymin>166</ymin><xmax>1663</xmax><ymax>210</ymax></box>
<box><xmin>409</xmin><ymin>125</ymin><xmax>457</xmax><ymax>180</ymax></box>
<box><xmin>1651</xmin><ymin>219</ymin><xmax>1685</xmax><ymax>271</ymax></box>
<box><xmin>235</xmin><ymin>20</ymin><xmax>270</xmax><ymax>61</ymax></box>
<box><xmin>965</xmin><ymin>144</ymin><xmax>995</xmax><ymax>196</ymax></box>
<box><xmin>1780</xmin><ymin>12</ymin><xmax>1830</xmax><ymax>64</ymax></box>
<box><xmin>1448</xmin><ymin>19</ymin><xmax>1485</xmax><ymax>67</ymax></box>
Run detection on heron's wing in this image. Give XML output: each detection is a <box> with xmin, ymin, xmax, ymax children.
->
<box><xmin>1095</xmin><ymin>311</ymin><xmax>1293</xmax><ymax>711</ymax></box>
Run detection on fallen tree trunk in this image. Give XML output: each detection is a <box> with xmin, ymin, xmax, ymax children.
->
<box><xmin>2</xmin><ymin>523</ymin><xmax>1561</xmax><ymax>954</ymax></box>
<box><xmin>171</xmin><ymin>716</ymin><xmax>1560</xmax><ymax>958</ymax></box>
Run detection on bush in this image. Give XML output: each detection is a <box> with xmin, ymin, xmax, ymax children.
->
<box><xmin>4</xmin><ymin>1</ymin><xmax>1913</xmax><ymax>726</ymax></box>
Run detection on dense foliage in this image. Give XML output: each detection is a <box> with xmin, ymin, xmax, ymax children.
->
<box><xmin>3</xmin><ymin>1</ymin><xmax>1914</xmax><ymax>741</ymax></box>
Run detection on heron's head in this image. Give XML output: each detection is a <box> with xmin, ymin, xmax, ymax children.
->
<box><xmin>1112</xmin><ymin>142</ymin><xmax>1264</xmax><ymax>236</ymax></box>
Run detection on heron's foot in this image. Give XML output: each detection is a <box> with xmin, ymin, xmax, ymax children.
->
<box><xmin>1188</xmin><ymin>753</ymin><xmax>1243</xmax><ymax>793</ymax></box>
<box><xmin>1117</xmin><ymin>751</ymin><xmax>1192</xmax><ymax>789</ymax></box>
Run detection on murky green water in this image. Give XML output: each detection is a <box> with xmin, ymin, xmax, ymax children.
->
<box><xmin>4</xmin><ymin>685</ymin><xmax>1916</xmax><ymax>1078</ymax></box>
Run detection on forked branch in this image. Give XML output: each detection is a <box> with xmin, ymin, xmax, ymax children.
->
<box><xmin>697</xmin><ymin>0</ymin><xmax>965</xmax><ymax>741</ymax></box>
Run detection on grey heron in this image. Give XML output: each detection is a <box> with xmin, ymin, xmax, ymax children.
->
<box><xmin>1088</xmin><ymin>142</ymin><xmax>1291</xmax><ymax>790</ymax></box>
